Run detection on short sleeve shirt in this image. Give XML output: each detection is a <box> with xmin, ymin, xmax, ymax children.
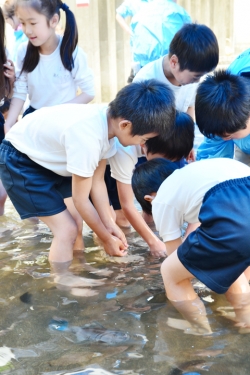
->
<box><xmin>152</xmin><ymin>158</ymin><xmax>250</xmax><ymax>241</ymax></box>
<box><xmin>6</xmin><ymin>104</ymin><xmax>116</xmax><ymax>177</ymax></box>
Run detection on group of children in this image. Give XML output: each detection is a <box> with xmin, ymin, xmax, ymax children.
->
<box><xmin>1</xmin><ymin>0</ymin><xmax>250</xmax><ymax>334</ymax></box>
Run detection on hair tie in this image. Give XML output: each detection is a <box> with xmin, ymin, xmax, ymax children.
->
<box><xmin>60</xmin><ymin>2</ymin><xmax>69</xmax><ymax>11</ymax></box>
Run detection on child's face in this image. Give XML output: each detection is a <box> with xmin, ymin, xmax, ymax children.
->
<box><xmin>117</xmin><ymin>121</ymin><xmax>158</xmax><ymax>147</ymax></box>
<box><xmin>173</xmin><ymin>68</ymin><xmax>205</xmax><ymax>86</ymax></box>
<box><xmin>221</xmin><ymin>117</ymin><xmax>250</xmax><ymax>140</ymax></box>
<box><xmin>169</xmin><ymin>56</ymin><xmax>205</xmax><ymax>85</ymax></box>
<box><xmin>17</xmin><ymin>6</ymin><xmax>58</xmax><ymax>48</ymax></box>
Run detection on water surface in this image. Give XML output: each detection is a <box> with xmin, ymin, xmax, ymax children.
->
<box><xmin>0</xmin><ymin>128</ymin><xmax>250</xmax><ymax>374</ymax></box>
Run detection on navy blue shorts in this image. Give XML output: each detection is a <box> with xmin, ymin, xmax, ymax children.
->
<box><xmin>177</xmin><ymin>177</ymin><xmax>250</xmax><ymax>294</ymax></box>
<box><xmin>0</xmin><ymin>140</ymin><xmax>72</xmax><ymax>219</ymax></box>
<box><xmin>104</xmin><ymin>164</ymin><xmax>121</xmax><ymax>210</ymax></box>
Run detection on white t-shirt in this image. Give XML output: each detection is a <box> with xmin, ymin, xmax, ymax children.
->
<box><xmin>109</xmin><ymin>140</ymin><xmax>144</xmax><ymax>184</ymax></box>
<box><xmin>153</xmin><ymin>158</ymin><xmax>250</xmax><ymax>242</ymax></box>
<box><xmin>13</xmin><ymin>37</ymin><xmax>95</xmax><ymax>108</ymax></box>
<box><xmin>133</xmin><ymin>55</ymin><xmax>198</xmax><ymax>112</ymax></box>
<box><xmin>6</xmin><ymin>104</ymin><xmax>116</xmax><ymax>177</ymax></box>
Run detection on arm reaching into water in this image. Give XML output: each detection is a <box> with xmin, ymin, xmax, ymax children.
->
<box><xmin>117</xmin><ymin>181</ymin><xmax>167</xmax><ymax>257</ymax></box>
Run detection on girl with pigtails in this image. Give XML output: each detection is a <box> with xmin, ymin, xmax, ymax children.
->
<box><xmin>4</xmin><ymin>0</ymin><xmax>95</xmax><ymax>134</ymax></box>
<box><xmin>3</xmin><ymin>0</ymin><xmax>94</xmax><ymax>249</ymax></box>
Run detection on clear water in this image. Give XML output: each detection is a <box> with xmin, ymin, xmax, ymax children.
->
<box><xmin>0</xmin><ymin>128</ymin><xmax>250</xmax><ymax>375</ymax></box>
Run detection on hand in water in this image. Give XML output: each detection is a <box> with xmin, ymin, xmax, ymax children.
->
<box><xmin>103</xmin><ymin>235</ymin><xmax>128</xmax><ymax>257</ymax></box>
<box><xmin>149</xmin><ymin>239</ymin><xmax>167</xmax><ymax>258</ymax></box>
<box><xmin>107</xmin><ymin>223</ymin><xmax>128</xmax><ymax>249</ymax></box>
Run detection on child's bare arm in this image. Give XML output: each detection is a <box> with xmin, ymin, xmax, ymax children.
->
<box><xmin>72</xmin><ymin>172</ymin><xmax>127</xmax><ymax>257</ymax></box>
<box><xmin>117</xmin><ymin>181</ymin><xmax>167</xmax><ymax>257</ymax></box>
<box><xmin>187</xmin><ymin>106</ymin><xmax>195</xmax><ymax>120</ymax></box>
<box><xmin>4</xmin><ymin>97</ymin><xmax>25</xmax><ymax>134</ymax></box>
<box><xmin>183</xmin><ymin>222</ymin><xmax>200</xmax><ymax>240</ymax></box>
<box><xmin>116</xmin><ymin>13</ymin><xmax>133</xmax><ymax>35</ymax></box>
<box><xmin>65</xmin><ymin>92</ymin><xmax>94</xmax><ymax>105</ymax></box>
<box><xmin>90</xmin><ymin>160</ymin><xmax>127</xmax><ymax>247</ymax></box>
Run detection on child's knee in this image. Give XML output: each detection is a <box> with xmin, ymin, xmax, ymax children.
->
<box><xmin>62</xmin><ymin>221</ymin><xmax>78</xmax><ymax>244</ymax></box>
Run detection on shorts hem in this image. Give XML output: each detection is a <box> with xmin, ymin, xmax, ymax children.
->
<box><xmin>177</xmin><ymin>251</ymin><xmax>229</xmax><ymax>294</ymax></box>
<box><xmin>20</xmin><ymin>205</ymin><xmax>66</xmax><ymax>220</ymax></box>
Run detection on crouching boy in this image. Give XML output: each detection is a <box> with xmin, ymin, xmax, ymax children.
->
<box><xmin>0</xmin><ymin>79</ymin><xmax>175</xmax><ymax>266</ymax></box>
<box><xmin>108</xmin><ymin>111</ymin><xmax>194</xmax><ymax>257</ymax></box>
<box><xmin>132</xmin><ymin>158</ymin><xmax>250</xmax><ymax>334</ymax></box>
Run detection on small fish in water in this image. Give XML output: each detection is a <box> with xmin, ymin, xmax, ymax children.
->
<box><xmin>48</xmin><ymin>319</ymin><xmax>146</xmax><ymax>346</ymax></box>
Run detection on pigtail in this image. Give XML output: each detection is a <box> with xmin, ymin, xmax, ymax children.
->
<box><xmin>59</xmin><ymin>2</ymin><xmax>78</xmax><ymax>71</ymax></box>
<box><xmin>18</xmin><ymin>0</ymin><xmax>78</xmax><ymax>73</ymax></box>
<box><xmin>20</xmin><ymin>42</ymin><xmax>40</xmax><ymax>74</ymax></box>
<box><xmin>0</xmin><ymin>7</ymin><xmax>11</xmax><ymax>99</ymax></box>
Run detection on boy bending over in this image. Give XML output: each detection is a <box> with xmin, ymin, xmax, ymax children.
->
<box><xmin>133</xmin><ymin>23</ymin><xmax>219</xmax><ymax>119</ymax></box>
<box><xmin>196</xmin><ymin>70</ymin><xmax>250</xmax><ymax>164</ymax></box>
<box><xmin>108</xmin><ymin>111</ymin><xmax>194</xmax><ymax>257</ymax></box>
<box><xmin>132</xmin><ymin>158</ymin><xmax>250</xmax><ymax>334</ymax></box>
<box><xmin>0</xmin><ymin>79</ymin><xmax>175</xmax><ymax>266</ymax></box>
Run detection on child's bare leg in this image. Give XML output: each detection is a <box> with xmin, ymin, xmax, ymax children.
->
<box><xmin>39</xmin><ymin>209</ymin><xmax>78</xmax><ymax>263</ymax></box>
<box><xmin>161</xmin><ymin>251</ymin><xmax>212</xmax><ymax>334</ymax></box>
<box><xmin>226</xmin><ymin>273</ymin><xmax>250</xmax><ymax>328</ymax></box>
<box><xmin>244</xmin><ymin>266</ymin><xmax>250</xmax><ymax>281</ymax></box>
<box><xmin>64</xmin><ymin>197</ymin><xmax>84</xmax><ymax>250</ymax></box>
<box><xmin>115</xmin><ymin>208</ymin><xmax>131</xmax><ymax>228</ymax></box>
<box><xmin>0</xmin><ymin>180</ymin><xmax>7</xmax><ymax>216</ymax></box>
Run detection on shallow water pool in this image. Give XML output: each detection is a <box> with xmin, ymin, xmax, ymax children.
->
<box><xmin>0</xmin><ymin>128</ymin><xmax>250</xmax><ymax>374</ymax></box>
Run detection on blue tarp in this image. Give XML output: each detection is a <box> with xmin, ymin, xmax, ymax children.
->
<box><xmin>228</xmin><ymin>48</ymin><xmax>250</xmax><ymax>75</ymax></box>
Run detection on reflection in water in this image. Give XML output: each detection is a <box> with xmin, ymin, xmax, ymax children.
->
<box><xmin>1</xmin><ymin>128</ymin><xmax>250</xmax><ymax>374</ymax></box>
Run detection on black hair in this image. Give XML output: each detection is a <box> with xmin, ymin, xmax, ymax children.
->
<box><xmin>0</xmin><ymin>7</ymin><xmax>11</xmax><ymax>100</ymax></box>
<box><xmin>145</xmin><ymin>111</ymin><xmax>194</xmax><ymax>160</ymax></box>
<box><xmin>169</xmin><ymin>23</ymin><xmax>219</xmax><ymax>73</ymax></box>
<box><xmin>0</xmin><ymin>97</ymin><xmax>10</xmax><ymax>114</ymax></box>
<box><xmin>132</xmin><ymin>158</ymin><xmax>179</xmax><ymax>215</ymax></box>
<box><xmin>17</xmin><ymin>0</ymin><xmax>78</xmax><ymax>74</ymax></box>
<box><xmin>108</xmin><ymin>79</ymin><xmax>176</xmax><ymax>140</ymax></box>
<box><xmin>195</xmin><ymin>70</ymin><xmax>250</xmax><ymax>138</ymax></box>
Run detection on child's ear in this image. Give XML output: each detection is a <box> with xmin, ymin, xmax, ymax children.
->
<box><xmin>169</xmin><ymin>54</ymin><xmax>179</xmax><ymax>69</ymax></box>
<box><xmin>119</xmin><ymin>120</ymin><xmax>132</xmax><ymax>131</ymax></box>
<box><xmin>50</xmin><ymin>13</ymin><xmax>59</xmax><ymax>28</ymax></box>
<box><xmin>144</xmin><ymin>194</ymin><xmax>155</xmax><ymax>203</ymax></box>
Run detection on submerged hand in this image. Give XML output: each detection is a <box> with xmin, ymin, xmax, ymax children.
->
<box><xmin>107</xmin><ymin>223</ymin><xmax>128</xmax><ymax>248</ymax></box>
<box><xmin>149</xmin><ymin>240</ymin><xmax>167</xmax><ymax>258</ymax></box>
<box><xmin>103</xmin><ymin>235</ymin><xmax>128</xmax><ymax>257</ymax></box>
